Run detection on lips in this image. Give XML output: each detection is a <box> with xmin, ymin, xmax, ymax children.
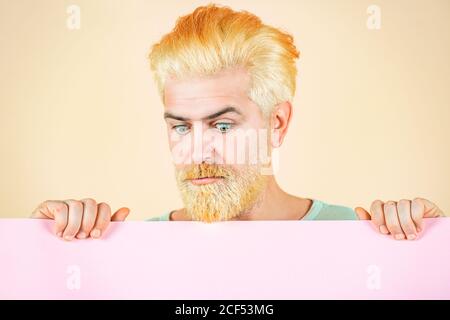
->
<box><xmin>187</xmin><ymin>176</ymin><xmax>224</xmax><ymax>185</ymax></box>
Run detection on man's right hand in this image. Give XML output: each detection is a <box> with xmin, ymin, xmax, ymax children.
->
<box><xmin>31</xmin><ymin>199</ymin><xmax>130</xmax><ymax>241</ymax></box>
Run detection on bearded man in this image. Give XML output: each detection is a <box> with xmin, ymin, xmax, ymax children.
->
<box><xmin>31</xmin><ymin>4</ymin><xmax>444</xmax><ymax>241</ymax></box>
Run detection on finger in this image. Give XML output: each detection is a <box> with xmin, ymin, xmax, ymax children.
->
<box><xmin>111</xmin><ymin>207</ymin><xmax>130</xmax><ymax>221</ymax></box>
<box><xmin>32</xmin><ymin>201</ymin><xmax>69</xmax><ymax>237</ymax></box>
<box><xmin>411</xmin><ymin>198</ymin><xmax>426</xmax><ymax>232</ymax></box>
<box><xmin>31</xmin><ymin>200</ymin><xmax>62</xmax><ymax>219</ymax></box>
<box><xmin>91</xmin><ymin>202</ymin><xmax>111</xmax><ymax>238</ymax></box>
<box><xmin>51</xmin><ymin>202</ymin><xmax>69</xmax><ymax>238</ymax></box>
<box><xmin>354</xmin><ymin>207</ymin><xmax>371</xmax><ymax>220</ymax></box>
<box><xmin>62</xmin><ymin>200</ymin><xmax>83</xmax><ymax>241</ymax></box>
<box><xmin>384</xmin><ymin>201</ymin><xmax>405</xmax><ymax>240</ymax></box>
<box><xmin>397</xmin><ymin>199</ymin><xmax>417</xmax><ymax>240</ymax></box>
<box><xmin>370</xmin><ymin>200</ymin><xmax>389</xmax><ymax>234</ymax></box>
<box><xmin>414</xmin><ymin>197</ymin><xmax>443</xmax><ymax>219</ymax></box>
<box><xmin>77</xmin><ymin>198</ymin><xmax>98</xmax><ymax>239</ymax></box>
<box><xmin>31</xmin><ymin>202</ymin><xmax>51</xmax><ymax>219</ymax></box>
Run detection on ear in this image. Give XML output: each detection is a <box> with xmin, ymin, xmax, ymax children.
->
<box><xmin>270</xmin><ymin>101</ymin><xmax>293</xmax><ymax>148</ymax></box>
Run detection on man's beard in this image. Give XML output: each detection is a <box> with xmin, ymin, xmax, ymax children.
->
<box><xmin>175</xmin><ymin>163</ymin><xmax>268</xmax><ymax>222</ymax></box>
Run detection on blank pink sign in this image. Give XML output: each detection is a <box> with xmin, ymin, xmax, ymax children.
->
<box><xmin>0</xmin><ymin>218</ymin><xmax>449</xmax><ymax>299</ymax></box>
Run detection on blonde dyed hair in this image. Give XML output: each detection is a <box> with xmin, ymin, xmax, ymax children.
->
<box><xmin>148</xmin><ymin>3</ymin><xmax>300</xmax><ymax>115</ymax></box>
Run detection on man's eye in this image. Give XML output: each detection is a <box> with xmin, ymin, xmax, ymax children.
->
<box><xmin>173</xmin><ymin>125</ymin><xmax>189</xmax><ymax>135</ymax></box>
<box><xmin>215</xmin><ymin>123</ymin><xmax>233</xmax><ymax>133</ymax></box>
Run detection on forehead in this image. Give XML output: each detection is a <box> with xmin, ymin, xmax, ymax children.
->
<box><xmin>163</xmin><ymin>67</ymin><xmax>252</xmax><ymax>114</ymax></box>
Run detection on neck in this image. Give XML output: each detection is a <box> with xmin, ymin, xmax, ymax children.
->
<box><xmin>230</xmin><ymin>176</ymin><xmax>313</xmax><ymax>221</ymax></box>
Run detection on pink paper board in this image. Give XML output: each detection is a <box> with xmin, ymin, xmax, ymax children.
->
<box><xmin>0</xmin><ymin>218</ymin><xmax>449</xmax><ymax>299</ymax></box>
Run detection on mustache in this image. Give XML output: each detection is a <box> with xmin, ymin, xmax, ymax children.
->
<box><xmin>177</xmin><ymin>163</ymin><xmax>235</xmax><ymax>180</ymax></box>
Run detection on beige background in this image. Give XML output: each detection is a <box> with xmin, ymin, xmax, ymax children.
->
<box><xmin>0</xmin><ymin>0</ymin><xmax>448</xmax><ymax>220</ymax></box>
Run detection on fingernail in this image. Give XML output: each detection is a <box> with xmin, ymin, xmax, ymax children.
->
<box><xmin>64</xmin><ymin>235</ymin><xmax>74</xmax><ymax>241</ymax></box>
<box><xmin>77</xmin><ymin>232</ymin><xmax>86</xmax><ymax>239</ymax></box>
<box><xmin>407</xmin><ymin>234</ymin><xmax>416</xmax><ymax>240</ymax></box>
<box><xmin>394</xmin><ymin>234</ymin><xmax>405</xmax><ymax>240</ymax></box>
<box><xmin>379</xmin><ymin>225</ymin><xmax>389</xmax><ymax>234</ymax></box>
<box><xmin>91</xmin><ymin>229</ymin><xmax>101</xmax><ymax>238</ymax></box>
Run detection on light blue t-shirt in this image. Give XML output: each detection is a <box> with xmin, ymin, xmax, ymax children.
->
<box><xmin>147</xmin><ymin>199</ymin><xmax>357</xmax><ymax>221</ymax></box>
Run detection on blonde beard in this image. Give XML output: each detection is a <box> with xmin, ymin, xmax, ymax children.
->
<box><xmin>175</xmin><ymin>163</ymin><xmax>268</xmax><ymax>222</ymax></box>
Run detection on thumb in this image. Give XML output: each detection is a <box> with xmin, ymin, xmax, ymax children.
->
<box><xmin>354</xmin><ymin>207</ymin><xmax>371</xmax><ymax>220</ymax></box>
<box><xmin>414</xmin><ymin>198</ymin><xmax>443</xmax><ymax>218</ymax></box>
<box><xmin>111</xmin><ymin>207</ymin><xmax>130</xmax><ymax>221</ymax></box>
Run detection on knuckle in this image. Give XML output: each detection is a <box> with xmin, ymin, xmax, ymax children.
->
<box><xmin>52</xmin><ymin>202</ymin><xmax>66</xmax><ymax>213</ymax></box>
<box><xmin>370</xmin><ymin>200</ymin><xmax>383</xmax><ymax>215</ymax></box>
<box><xmin>98</xmin><ymin>202</ymin><xmax>112</xmax><ymax>216</ymax></box>
<box><xmin>51</xmin><ymin>203</ymin><xmax>68</xmax><ymax>219</ymax></box>
<box><xmin>98</xmin><ymin>202</ymin><xmax>111</xmax><ymax>210</ymax></box>
<box><xmin>413</xmin><ymin>197</ymin><xmax>424</xmax><ymax>203</ymax></box>
<box><xmin>71</xmin><ymin>200</ymin><xmax>83</xmax><ymax>211</ymax></box>
<box><xmin>371</xmin><ymin>199</ymin><xmax>383</xmax><ymax>208</ymax></box>
<box><xmin>385</xmin><ymin>200</ymin><xmax>396</xmax><ymax>206</ymax></box>
<box><xmin>65</xmin><ymin>199</ymin><xmax>82</xmax><ymax>210</ymax></box>
<box><xmin>82</xmin><ymin>198</ymin><xmax>97</xmax><ymax>207</ymax></box>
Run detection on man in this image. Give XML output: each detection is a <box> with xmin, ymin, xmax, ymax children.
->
<box><xmin>31</xmin><ymin>4</ymin><xmax>444</xmax><ymax>241</ymax></box>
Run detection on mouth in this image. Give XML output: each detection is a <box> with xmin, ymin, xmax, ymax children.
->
<box><xmin>187</xmin><ymin>176</ymin><xmax>224</xmax><ymax>185</ymax></box>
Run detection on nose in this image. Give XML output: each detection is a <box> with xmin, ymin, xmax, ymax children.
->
<box><xmin>191</xmin><ymin>121</ymin><xmax>215</xmax><ymax>164</ymax></box>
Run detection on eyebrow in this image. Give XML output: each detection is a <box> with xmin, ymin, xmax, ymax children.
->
<box><xmin>163</xmin><ymin>106</ymin><xmax>242</xmax><ymax>122</ymax></box>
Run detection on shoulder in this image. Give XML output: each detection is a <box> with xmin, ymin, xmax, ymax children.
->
<box><xmin>303</xmin><ymin>199</ymin><xmax>358</xmax><ymax>220</ymax></box>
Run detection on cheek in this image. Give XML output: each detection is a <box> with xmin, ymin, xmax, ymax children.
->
<box><xmin>168</xmin><ymin>132</ymin><xmax>193</xmax><ymax>164</ymax></box>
